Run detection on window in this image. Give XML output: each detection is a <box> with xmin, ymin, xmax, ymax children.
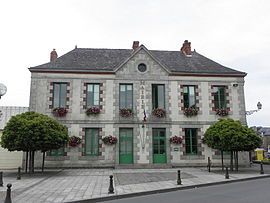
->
<box><xmin>185</xmin><ymin>128</ymin><xmax>197</xmax><ymax>155</ymax></box>
<box><xmin>53</xmin><ymin>83</ymin><xmax>67</xmax><ymax>108</ymax></box>
<box><xmin>119</xmin><ymin>84</ymin><xmax>133</xmax><ymax>109</ymax></box>
<box><xmin>85</xmin><ymin>128</ymin><xmax>99</xmax><ymax>156</ymax></box>
<box><xmin>48</xmin><ymin>147</ymin><xmax>65</xmax><ymax>156</ymax></box>
<box><xmin>138</xmin><ymin>63</ymin><xmax>147</xmax><ymax>72</ymax></box>
<box><xmin>183</xmin><ymin>86</ymin><xmax>196</xmax><ymax>108</ymax></box>
<box><xmin>86</xmin><ymin>84</ymin><xmax>100</xmax><ymax>107</ymax></box>
<box><xmin>152</xmin><ymin>84</ymin><xmax>165</xmax><ymax>109</ymax></box>
<box><xmin>213</xmin><ymin>86</ymin><xmax>226</xmax><ymax>109</ymax></box>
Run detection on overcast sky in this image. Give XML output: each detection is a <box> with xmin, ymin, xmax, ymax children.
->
<box><xmin>0</xmin><ymin>0</ymin><xmax>269</xmax><ymax>127</ymax></box>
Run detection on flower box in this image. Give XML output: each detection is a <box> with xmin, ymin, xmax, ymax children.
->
<box><xmin>69</xmin><ymin>136</ymin><xmax>81</xmax><ymax>147</ymax></box>
<box><xmin>119</xmin><ymin>108</ymin><xmax>133</xmax><ymax>118</ymax></box>
<box><xmin>215</xmin><ymin>108</ymin><xmax>229</xmax><ymax>116</ymax></box>
<box><xmin>102</xmin><ymin>135</ymin><xmax>117</xmax><ymax>145</ymax></box>
<box><xmin>184</xmin><ymin>106</ymin><xmax>199</xmax><ymax>117</ymax></box>
<box><xmin>86</xmin><ymin>106</ymin><xmax>101</xmax><ymax>116</ymax></box>
<box><xmin>170</xmin><ymin>135</ymin><xmax>183</xmax><ymax>144</ymax></box>
<box><xmin>152</xmin><ymin>108</ymin><xmax>166</xmax><ymax>118</ymax></box>
<box><xmin>52</xmin><ymin>107</ymin><xmax>68</xmax><ymax>117</ymax></box>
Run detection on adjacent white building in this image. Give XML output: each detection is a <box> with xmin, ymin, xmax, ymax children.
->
<box><xmin>0</xmin><ymin>106</ymin><xmax>29</xmax><ymax>169</ymax></box>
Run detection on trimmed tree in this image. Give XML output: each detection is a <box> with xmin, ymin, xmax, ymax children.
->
<box><xmin>204</xmin><ymin>118</ymin><xmax>262</xmax><ymax>171</ymax></box>
<box><xmin>0</xmin><ymin>111</ymin><xmax>69</xmax><ymax>173</ymax></box>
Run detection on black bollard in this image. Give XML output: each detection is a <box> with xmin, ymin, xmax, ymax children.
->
<box><xmin>207</xmin><ymin>157</ymin><xmax>211</xmax><ymax>172</ymax></box>
<box><xmin>17</xmin><ymin>167</ymin><xmax>21</xmax><ymax>180</ymax></box>
<box><xmin>177</xmin><ymin>170</ymin><xmax>182</xmax><ymax>185</ymax></box>
<box><xmin>108</xmin><ymin>175</ymin><xmax>114</xmax><ymax>194</ymax></box>
<box><xmin>225</xmin><ymin>167</ymin><xmax>229</xmax><ymax>179</ymax></box>
<box><xmin>260</xmin><ymin>162</ymin><xmax>264</xmax><ymax>175</ymax></box>
<box><xmin>4</xmin><ymin>183</ymin><xmax>12</xmax><ymax>203</ymax></box>
<box><xmin>0</xmin><ymin>172</ymin><xmax>3</xmax><ymax>187</ymax></box>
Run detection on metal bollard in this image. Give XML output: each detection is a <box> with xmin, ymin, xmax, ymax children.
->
<box><xmin>260</xmin><ymin>162</ymin><xmax>264</xmax><ymax>175</ymax></box>
<box><xmin>225</xmin><ymin>167</ymin><xmax>229</xmax><ymax>179</ymax></box>
<box><xmin>4</xmin><ymin>183</ymin><xmax>12</xmax><ymax>203</ymax></box>
<box><xmin>0</xmin><ymin>172</ymin><xmax>3</xmax><ymax>187</ymax></box>
<box><xmin>177</xmin><ymin>170</ymin><xmax>182</xmax><ymax>185</ymax></box>
<box><xmin>17</xmin><ymin>167</ymin><xmax>21</xmax><ymax>180</ymax></box>
<box><xmin>207</xmin><ymin>157</ymin><xmax>211</xmax><ymax>172</ymax></box>
<box><xmin>108</xmin><ymin>175</ymin><xmax>114</xmax><ymax>194</ymax></box>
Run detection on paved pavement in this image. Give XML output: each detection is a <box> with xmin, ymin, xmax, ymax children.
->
<box><xmin>0</xmin><ymin>164</ymin><xmax>269</xmax><ymax>203</ymax></box>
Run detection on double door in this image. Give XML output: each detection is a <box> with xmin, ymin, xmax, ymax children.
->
<box><xmin>153</xmin><ymin>128</ymin><xmax>167</xmax><ymax>164</ymax></box>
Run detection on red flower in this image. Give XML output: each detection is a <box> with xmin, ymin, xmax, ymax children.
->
<box><xmin>52</xmin><ymin>107</ymin><xmax>68</xmax><ymax>117</ymax></box>
<box><xmin>86</xmin><ymin>106</ymin><xmax>101</xmax><ymax>116</ymax></box>
<box><xmin>102</xmin><ymin>135</ymin><xmax>117</xmax><ymax>145</ymax></box>
<box><xmin>170</xmin><ymin>136</ymin><xmax>183</xmax><ymax>144</ymax></box>
<box><xmin>152</xmin><ymin>108</ymin><xmax>166</xmax><ymax>118</ymax></box>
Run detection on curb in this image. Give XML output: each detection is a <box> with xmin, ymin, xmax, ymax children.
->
<box><xmin>67</xmin><ymin>174</ymin><xmax>270</xmax><ymax>203</ymax></box>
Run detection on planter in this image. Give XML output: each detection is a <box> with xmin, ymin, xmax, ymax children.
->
<box><xmin>152</xmin><ymin>108</ymin><xmax>166</xmax><ymax>118</ymax></box>
<box><xmin>216</xmin><ymin>108</ymin><xmax>229</xmax><ymax>116</ymax></box>
<box><xmin>86</xmin><ymin>106</ymin><xmax>101</xmax><ymax>116</ymax></box>
<box><xmin>184</xmin><ymin>106</ymin><xmax>199</xmax><ymax>117</ymax></box>
<box><xmin>119</xmin><ymin>108</ymin><xmax>133</xmax><ymax>118</ymax></box>
<box><xmin>170</xmin><ymin>136</ymin><xmax>183</xmax><ymax>144</ymax></box>
<box><xmin>69</xmin><ymin>136</ymin><xmax>82</xmax><ymax>147</ymax></box>
<box><xmin>52</xmin><ymin>107</ymin><xmax>68</xmax><ymax>117</ymax></box>
<box><xmin>102</xmin><ymin>135</ymin><xmax>117</xmax><ymax>145</ymax></box>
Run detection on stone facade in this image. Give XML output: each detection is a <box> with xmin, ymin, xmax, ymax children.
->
<box><xmin>29</xmin><ymin>45</ymin><xmax>248</xmax><ymax>168</ymax></box>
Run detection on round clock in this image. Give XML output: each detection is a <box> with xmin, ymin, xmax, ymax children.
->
<box><xmin>0</xmin><ymin>83</ymin><xmax>7</xmax><ymax>97</ymax></box>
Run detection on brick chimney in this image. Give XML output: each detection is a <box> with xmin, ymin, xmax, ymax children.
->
<box><xmin>50</xmin><ymin>49</ymin><xmax>58</xmax><ymax>62</ymax></box>
<box><xmin>132</xmin><ymin>41</ymin><xmax>140</xmax><ymax>50</ymax></box>
<box><xmin>180</xmin><ymin>40</ymin><xmax>192</xmax><ymax>56</ymax></box>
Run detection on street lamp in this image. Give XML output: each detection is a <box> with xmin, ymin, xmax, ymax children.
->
<box><xmin>246</xmin><ymin>102</ymin><xmax>262</xmax><ymax>115</ymax></box>
<box><xmin>0</xmin><ymin>83</ymin><xmax>7</xmax><ymax>99</ymax></box>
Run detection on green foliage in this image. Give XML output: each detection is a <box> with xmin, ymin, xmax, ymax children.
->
<box><xmin>204</xmin><ymin>118</ymin><xmax>262</xmax><ymax>152</ymax></box>
<box><xmin>0</xmin><ymin>111</ymin><xmax>69</xmax><ymax>152</ymax></box>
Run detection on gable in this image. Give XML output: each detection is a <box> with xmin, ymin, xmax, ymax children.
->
<box><xmin>115</xmin><ymin>47</ymin><xmax>170</xmax><ymax>79</ymax></box>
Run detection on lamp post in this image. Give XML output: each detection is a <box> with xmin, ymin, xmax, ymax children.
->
<box><xmin>246</xmin><ymin>102</ymin><xmax>262</xmax><ymax>115</ymax></box>
<box><xmin>0</xmin><ymin>83</ymin><xmax>7</xmax><ymax>100</ymax></box>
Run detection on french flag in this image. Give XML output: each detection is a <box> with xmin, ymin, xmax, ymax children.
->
<box><xmin>143</xmin><ymin>110</ymin><xmax>147</xmax><ymax>122</ymax></box>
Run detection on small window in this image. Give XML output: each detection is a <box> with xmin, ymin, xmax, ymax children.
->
<box><xmin>213</xmin><ymin>86</ymin><xmax>226</xmax><ymax>109</ymax></box>
<box><xmin>119</xmin><ymin>84</ymin><xmax>133</xmax><ymax>109</ymax></box>
<box><xmin>53</xmin><ymin>83</ymin><xmax>67</xmax><ymax>108</ymax></box>
<box><xmin>183</xmin><ymin>86</ymin><xmax>196</xmax><ymax>108</ymax></box>
<box><xmin>152</xmin><ymin>84</ymin><xmax>165</xmax><ymax>109</ymax></box>
<box><xmin>185</xmin><ymin>128</ymin><xmax>197</xmax><ymax>155</ymax></box>
<box><xmin>85</xmin><ymin>128</ymin><xmax>99</xmax><ymax>156</ymax></box>
<box><xmin>138</xmin><ymin>63</ymin><xmax>147</xmax><ymax>72</ymax></box>
<box><xmin>86</xmin><ymin>84</ymin><xmax>100</xmax><ymax>107</ymax></box>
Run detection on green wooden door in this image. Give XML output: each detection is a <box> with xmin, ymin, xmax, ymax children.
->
<box><xmin>153</xmin><ymin>128</ymin><xmax>167</xmax><ymax>164</ymax></box>
<box><xmin>119</xmin><ymin>128</ymin><xmax>133</xmax><ymax>164</ymax></box>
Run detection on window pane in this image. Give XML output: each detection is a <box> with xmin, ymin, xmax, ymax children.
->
<box><xmin>185</xmin><ymin>128</ymin><xmax>197</xmax><ymax>155</ymax></box>
<box><xmin>119</xmin><ymin>84</ymin><xmax>133</xmax><ymax>109</ymax></box>
<box><xmin>87</xmin><ymin>84</ymin><xmax>100</xmax><ymax>107</ymax></box>
<box><xmin>53</xmin><ymin>84</ymin><xmax>60</xmax><ymax>107</ymax></box>
<box><xmin>158</xmin><ymin>85</ymin><xmax>165</xmax><ymax>108</ymax></box>
<box><xmin>213</xmin><ymin>86</ymin><xmax>226</xmax><ymax>109</ymax></box>
<box><xmin>59</xmin><ymin>84</ymin><xmax>67</xmax><ymax>107</ymax></box>
<box><xmin>189</xmin><ymin>86</ymin><xmax>195</xmax><ymax>107</ymax></box>
<box><xmin>53</xmin><ymin>83</ymin><xmax>67</xmax><ymax>108</ymax></box>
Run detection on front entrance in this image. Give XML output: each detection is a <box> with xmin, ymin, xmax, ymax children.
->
<box><xmin>119</xmin><ymin>128</ymin><xmax>133</xmax><ymax>164</ymax></box>
<box><xmin>153</xmin><ymin>128</ymin><xmax>167</xmax><ymax>164</ymax></box>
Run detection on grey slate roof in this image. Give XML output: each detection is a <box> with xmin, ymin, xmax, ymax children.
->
<box><xmin>29</xmin><ymin>47</ymin><xmax>246</xmax><ymax>76</ymax></box>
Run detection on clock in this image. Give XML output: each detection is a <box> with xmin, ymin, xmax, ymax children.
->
<box><xmin>0</xmin><ymin>83</ymin><xmax>7</xmax><ymax>97</ymax></box>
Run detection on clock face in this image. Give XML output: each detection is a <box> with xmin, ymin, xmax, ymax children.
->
<box><xmin>0</xmin><ymin>83</ymin><xmax>7</xmax><ymax>96</ymax></box>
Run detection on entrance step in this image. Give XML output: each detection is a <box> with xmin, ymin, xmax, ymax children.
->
<box><xmin>115</xmin><ymin>164</ymin><xmax>172</xmax><ymax>169</ymax></box>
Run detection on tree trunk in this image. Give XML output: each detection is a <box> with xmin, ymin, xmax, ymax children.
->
<box><xmin>249</xmin><ymin>151</ymin><xmax>252</xmax><ymax>167</ymax></box>
<box><xmin>230</xmin><ymin>150</ymin><xmax>234</xmax><ymax>171</ymax></box>
<box><xmin>25</xmin><ymin>151</ymin><xmax>28</xmax><ymax>173</ymax></box>
<box><xmin>42</xmin><ymin>151</ymin><xmax>45</xmax><ymax>173</ymax></box>
<box><xmin>236</xmin><ymin>151</ymin><xmax>239</xmax><ymax>171</ymax></box>
<box><xmin>29</xmin><ymin>151</ymin><xmax>32</xmax><ymax>173</ymax></box>
<box><xmin>221</xmin><ymin>150</ymin><xmax>224</xmax><ymax>171</ymax></box>
<box><xmin>31</xmin><ymin>151</ymin><xmax>35</xmax><ymax>173</ymax></box>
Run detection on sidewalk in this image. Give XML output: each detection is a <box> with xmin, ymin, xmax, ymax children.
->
<box><xmin>0</xmin><ymin>165</ymin><xmax>269</xmax><ymax>203</ymax></box>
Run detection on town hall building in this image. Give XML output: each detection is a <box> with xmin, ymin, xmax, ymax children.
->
<box><xmin>29</xmin><ymin>40</ymin><xmax>247</xmax><ymax>168</ymax></box>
